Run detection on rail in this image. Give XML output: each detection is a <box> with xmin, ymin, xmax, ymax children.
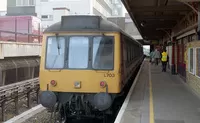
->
<box><xmin>0</xmin><ymin>78</ymin><xmax>40</xmax><ymax>121</ymax></box>
<box><xmin>0</xmin><ymin>29</ymin><xmax>43</xmax><ymax>43</ymax></box>
<box><xmin>0</xmin><ymin>30</ymin><xmax>42</xmax><ymax>37</ymax></box>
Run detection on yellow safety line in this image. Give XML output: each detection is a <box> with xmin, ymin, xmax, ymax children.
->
<box><xmin>149</xmin><ymin>63</ymin><xmax>155</xmax><ymax>123</ymax></box>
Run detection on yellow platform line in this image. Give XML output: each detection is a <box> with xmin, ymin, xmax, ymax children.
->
<box><xmin>149</xmin><ymin>64</ymin><xmax>155</xmax><ymax>123</ymax></box>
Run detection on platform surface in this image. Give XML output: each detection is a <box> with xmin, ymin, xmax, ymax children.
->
<box><xmin>116</xmin><ymin>60</ymin><xmax>200</xmax><ymax>123</ymax></box>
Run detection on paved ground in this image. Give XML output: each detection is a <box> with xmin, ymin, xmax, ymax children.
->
<box><xmin>118</xmin><ymin>61</ymin><xmax>200</xmax><ymax>123</ymax></box>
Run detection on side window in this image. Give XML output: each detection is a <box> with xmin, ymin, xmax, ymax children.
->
<box><xmin>92</xmin><ymin>36</ymin><xmax>114</xmax><ymax>70</ymax></box>
<box><xmin>196</xmin><ymin>48</ymin><xmax>200</xmax><ymax>77</ymax></box>
<box><xmin>188</xmin><ymin>48</ymin><xmax>194</xmax><ymax>74</ymax></box>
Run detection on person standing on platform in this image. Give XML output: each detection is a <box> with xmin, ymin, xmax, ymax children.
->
<box><xmin>150</xmin><ymin>50</ymin><xmax>155</xmax><ymax>64</ymax></box>
<box><xmin>161</xmin><ymin>49</ymin><xmax>168</xmax><ymax>72</ymax></box>
<box><xmin>154</xmin><ymin>49</ymin><xmax>161</xmax><ymax>65</ymax></box>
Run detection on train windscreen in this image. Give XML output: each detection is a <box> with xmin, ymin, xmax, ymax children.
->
<box><xmin>45</xmin><ymin>36</ymin><xmax>114</xmax><ymax>70</ymax></box>
<box><xmin>68</xmin><ymin>37</ymin><xmax>89</xmax><ymax>69</ymax></box>
<box><xmin>92</xmin><ymin>36</ymin><xmax>114</xmax><ymax>70</ymax></box>
<box><xmin>46</xmin><ymin>37</ymin><xmax>65</xmax><ymax>69</ymax></box>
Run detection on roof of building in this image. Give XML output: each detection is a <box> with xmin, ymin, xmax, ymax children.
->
<box><xmin>122</xmin><ymin>0</ymin><xmax>194</xmax><ymax>40</ymax></box>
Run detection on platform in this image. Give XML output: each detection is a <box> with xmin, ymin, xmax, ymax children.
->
<box><xmin>115</xmin><ymin>60</ymin><xmax>200</xmax><ymax>123</ymax></box>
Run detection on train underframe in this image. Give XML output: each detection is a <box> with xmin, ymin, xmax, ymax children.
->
<box><xmin>59</xmin><ymin>93</ymin><xmax>122</xmax><ymax>122</ymax></box>
<box><xmin>40</xmin><ymin>91</ymin><xmax>124</xmax><ymax>123</ymax></box>
<box><xmin>40</xmin><ymin>62</ymin><xmax>142</xmax><ymax>123</ymax></box>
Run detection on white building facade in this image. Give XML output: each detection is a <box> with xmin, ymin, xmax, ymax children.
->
<box><xmin>35</xmin><ymin>0</ymin><xmax>123</xmax><ymax>29</ymax></box>
<box><xmin>0</xmin><ymin>11</ymin><xmax>6</xmax><ymax>16</ymax></box>
<box><xmin>7</xmin><ymin>0</ymin><xmax>123</xmax><ymax>30</ymax></box>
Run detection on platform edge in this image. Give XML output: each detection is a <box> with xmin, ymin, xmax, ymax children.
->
<box><xmin>114</xmin><ymin>60</ymin><xmax>145</xmax><ymax>123</ymax></box>
<box><xmin>4</xmin><ymin>104</ymin><xmax>46</xmax><ymax>123</ymax></box>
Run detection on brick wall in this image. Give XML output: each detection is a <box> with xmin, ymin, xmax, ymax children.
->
<box><xmin>186</xmin><ymin>41</ymin><xmax>200</xmax><ymax>95</ymax></box>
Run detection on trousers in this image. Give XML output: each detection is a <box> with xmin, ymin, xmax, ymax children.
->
<box><xmin>155</xmin><ymin>58</ymin><xmax>159</xmax><ymax>65</ymax></box>
<box><xmin>162</xmin><ymin>61</ymin><xmax>167</xmax><ymax>72</ymax></box>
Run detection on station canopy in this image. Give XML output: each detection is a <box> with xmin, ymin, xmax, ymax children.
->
<box><xmin>122</xmin><ymin>0</ymin><xmax>198</xmax><ymax>41</ymax></box>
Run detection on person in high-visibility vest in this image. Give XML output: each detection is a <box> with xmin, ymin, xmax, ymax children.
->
<box><xmin>161</xmin><ymin>49</ymin><xmax>168</xmax><ymax>72</ymax></box>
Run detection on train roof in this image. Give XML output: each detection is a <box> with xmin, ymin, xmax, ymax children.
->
<box><xmin>44</xmin><ymin>15</ymin><xmax>142</xmax><ymax>46</ymax></box>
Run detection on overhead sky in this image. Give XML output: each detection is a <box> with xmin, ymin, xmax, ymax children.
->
<box><xmin>0</xmin><ymin>0</ymin><xmax>6</xmax><ymax>11</ymax></box>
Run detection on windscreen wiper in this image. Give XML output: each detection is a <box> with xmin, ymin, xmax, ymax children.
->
<box><xmin>50</xmin><ymin>34</ymin><xmax>61</xmax><ymax>69</ymax></box>
<box><xmin>56</xmin><ymin>33</ymin><xmax>60</xmax><ymax>55</ymax></box>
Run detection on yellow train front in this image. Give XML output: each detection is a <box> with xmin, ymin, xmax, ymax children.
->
<box><xmin>39</xmin><ymin>15</ymin><xmax>143</xmax><ymax>122</ymax></box>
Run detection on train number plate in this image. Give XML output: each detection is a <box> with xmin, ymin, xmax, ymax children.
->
<box><xmin>104</xmin><ymin>73</ymin><xmax>115</xmax><ymax>77</ymax></box>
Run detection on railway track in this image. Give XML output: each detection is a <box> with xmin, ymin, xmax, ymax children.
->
<box><xmin>0</xmin><ymin>78</ymin><xmax>39</xmax><ymax>122</ymax></box>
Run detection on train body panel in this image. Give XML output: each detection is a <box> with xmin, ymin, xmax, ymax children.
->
<box><xmin>40</xmin><ymin>32</ymin><xmax>122</xmax><ymax>93</ymax></box>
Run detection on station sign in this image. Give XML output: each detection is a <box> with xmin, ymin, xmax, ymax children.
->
<box><xmin>151</xmin><ymin>40</ymin><xmax>159</xmax><ymax>45</ymax></box>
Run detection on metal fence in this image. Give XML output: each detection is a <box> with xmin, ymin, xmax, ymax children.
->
<box><xmin>0</xmin><ymin>78</ymin><xmax>39</xmax><ymax>121</ymax></box>
<box><xmin>0</xmin><ymin>17</ymin><xmax>42</xmax><ymax>43</ymax></box>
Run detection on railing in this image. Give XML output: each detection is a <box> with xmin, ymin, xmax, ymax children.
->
<box><xmin>0</xmin><ymin>17</ymin><xmax>43</xmax><ymax>43</ymax></box>
<box><xmin>0</xmin><ymin>78</ymin><xmax>40</xmax><ymax>121</ymax></box>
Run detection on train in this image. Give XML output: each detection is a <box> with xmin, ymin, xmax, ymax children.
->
<box><xmin>39</xmin><ymin>15</ymin><xmax>144</xmax><ymax>122</ymax></box>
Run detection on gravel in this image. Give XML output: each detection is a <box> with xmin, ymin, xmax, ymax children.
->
<box><xmin>22</xmin><ymin>110</ymin><xmax>52</xmax><ymax>123</ymax></box>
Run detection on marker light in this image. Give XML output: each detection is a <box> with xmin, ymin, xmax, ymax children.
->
<box><xmin>100</xmin><ymin>81</ymin><xmax>106</xmax><ymax>88</ymax></box>
<box><xmin>74</xmin><ymin>81</ymin><xmax>81</xmax><ymax>89</ymax></box>
<box><xmin>50</xmin><ymin>80</ymin><xmax>57</xmax><ymax>86</ymax></box>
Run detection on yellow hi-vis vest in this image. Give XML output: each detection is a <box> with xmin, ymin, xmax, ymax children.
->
<box><xmin>161</xmin><ymin>52</ymin><xmax>168</xmax><ymax>62</ymax></box>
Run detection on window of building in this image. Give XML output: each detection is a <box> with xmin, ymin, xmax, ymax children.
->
<box><xmin>196</xmin><ymin>48</ymin><xmax>200</xmax><ymax>77</ymax></box>
<box><xmin>94</xmin><ymin>0</ymin><xmax>112</xmax><ymax>17</ymax></box>
<box><xmin>16</xmin><ymin>0</ymin><xmax>35</xmax><ymax>6</ymax></box>
<box><xmin>188</xmin><ymin>48</ymin><xmax>195</xmax><ymax>74</ymax></box>
<box><xmin>24</xmin><ymin>0</ymin><xmax>29</xmax><ymax>5</ymax></box>
<box><xmin>41</xmin><ymin>0</ymin><xmax>48</xmax><ymax>2</ymax></box>
<box><xmin>49</xmin><ymin>15</ymin><xmax>53</xmax><ymax>19</ymax></box>
<box><xmin>41</xmin><ymin>15</ymin><xmax>48</xmax><ymax>19</ymax></box>
<box><xmin>41</xmin><ymin>15</ymin><xmax>53</xmax><ymax>20</ymax></box>
<box><xmin>16</xmin><ymin>0</ymin><xmax>23</xmax><ymax>6</ymax></box>
<box><xmin>29</xmin><ymin>0</ymin><xmax>35</xmax><ymax>5</ymax></box>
